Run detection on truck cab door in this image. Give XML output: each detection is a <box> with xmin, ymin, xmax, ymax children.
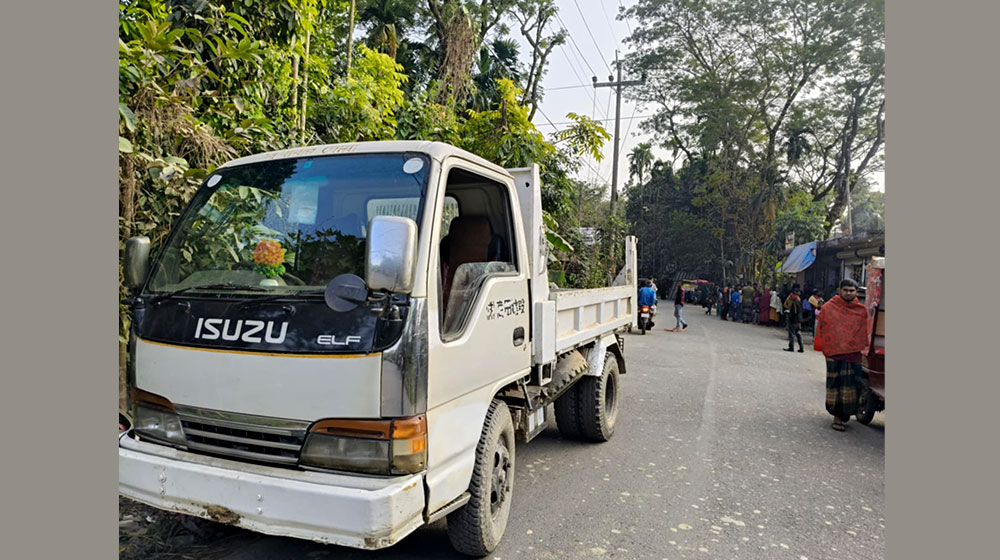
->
<box><xmin>423</xmin><ymin>159</ymin><xmax>531</xmax><ymax>513</ymax></box>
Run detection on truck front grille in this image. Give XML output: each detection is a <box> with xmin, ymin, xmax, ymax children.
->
<box><xmin>175</xmin><ymin>408</ymin><xmax>309</xmax><ymax>467</ymax></box>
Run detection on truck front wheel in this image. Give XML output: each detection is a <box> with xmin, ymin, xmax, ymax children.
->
<box><xmin>447</xmin><ymin>399</ymin><xmax>515</xmax><ymax>556</ymax></box>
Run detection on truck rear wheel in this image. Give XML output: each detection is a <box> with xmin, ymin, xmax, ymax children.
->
<box><xmin>554</xmin><ymin>384</ymin><xmax>584</xmax><ymax>440</ymax></box>
<box><xmin>578</xmin><ymin>354</ymin><xmax>620</xmax><ymax>441</ymax></box>
<box><xmin>555</xmin><ymin>353</ymin><xmax>620</xmax><ymax>442</ymax></box>
<box><xmin>447</xmin><ymin>400</ymin><xmax>515</xmax><ymax>557</ymax></box>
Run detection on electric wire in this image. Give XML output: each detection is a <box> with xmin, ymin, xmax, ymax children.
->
<box><xmin>571</xmin><ymin>0</ymin><xmax>613</xmax><ymax>75</ymax></box>
<box><xmin>554</xmin><ymin>12</ymin><xmax>599</xmax><ymax>78</ymax></box>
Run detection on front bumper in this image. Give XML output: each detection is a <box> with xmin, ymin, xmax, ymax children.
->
<box><xmin>118</xmin><ymin>434</ymin><xmax>426</xmax><ymax>549</ymax></box>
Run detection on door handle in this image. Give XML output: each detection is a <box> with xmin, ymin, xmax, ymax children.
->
<box><xmin>513</xmin><ymin>327</ymin><xmax>525</xmax><ymax>346</ymax></box>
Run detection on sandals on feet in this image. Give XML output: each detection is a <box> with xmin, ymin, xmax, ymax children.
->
<box><xmin>831</xmin><ymin>422</ymin><xmax>846</xmax><ymax>432</ymax></box>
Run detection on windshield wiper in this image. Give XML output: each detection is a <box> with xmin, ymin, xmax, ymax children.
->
<box><xmin>147</xmin><ymin>283</ymin><xmax>269</xmax><ymax>306</ymax></box>
<box><xmin>240</xmin><ymin>289</ymin><xmax>326</xmax><ymax>310</ymax></box>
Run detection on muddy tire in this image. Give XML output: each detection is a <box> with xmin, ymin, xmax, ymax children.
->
<box><xmin>554</xmin><ymin>383</ymin><xmax>584</xmax><ymax>440</ymax></box>
<box><xmin>447</xmin><ymin>400</ymin><xmax>515</xmax><ymax>557</ymax></box>
<box><xmin>577</xmin><ymin>354</ymin><xmax>620</xmax><ymax>441</ymax></box>
<box><xmin>555</xmin><ymin>354</ymin><xmax>620</xmax><ymax>442</ymax></box>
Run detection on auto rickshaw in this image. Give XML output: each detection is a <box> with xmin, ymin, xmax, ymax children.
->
<box><xmin>857</xmin><ymin>257</ymin><xmax>885</xmax><ymax>424</ymax></box>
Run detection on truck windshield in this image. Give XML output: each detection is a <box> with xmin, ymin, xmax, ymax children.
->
<box><xmin>147</xmin><ymin>153</ymin><xmax>430</xmax><ymax>295</ymax></box>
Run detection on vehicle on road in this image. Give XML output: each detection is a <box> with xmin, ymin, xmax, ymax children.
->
<box><xmin>118</xmin><ymin>141</ymin><xmax>637</xmax><ymax>556</ymax></box>
<box><xmin>638</xmin><ymin>304</ymin><xmax>653</xmax><ymax>334</ymax></box>
<box><xmin>857</xmin><ymin>257</ymin><xmax>885</xmax><ymax>424</ymax></box>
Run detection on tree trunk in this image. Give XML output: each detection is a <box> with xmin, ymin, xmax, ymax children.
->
<box><xmin>301</xmin><ymin>30</ymin><xmax>311</xmax><ymax>144</ymax></box>
<box><xmin>291</xmin><ymin>53</ymin><xmax>299</xmax><ymax>117</ymax></box>
<box><xmin>346</xmin><ymin>0</ymin><xmax>356</xmax><ymax>77</ymax></box>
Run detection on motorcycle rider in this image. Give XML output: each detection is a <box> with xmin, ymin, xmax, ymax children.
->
<box><xmin>638</xmin><ymin>280</ymin><xmax>657</xmax><ymax>328</ymax></box>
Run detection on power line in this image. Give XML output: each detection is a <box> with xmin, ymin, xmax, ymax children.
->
<box><xmin>572</xmin><ymin>0</ymin><xmax>613</xmax><ymax>74</ymax></box>
<box><xmin>599</xmin><ymin>0</ymin><xmax>619</xmax><ymax>44</ymax></box>
<box><xmin>555</xmin><ymin>44</ymin><xmax>601</xmax><ymax>114</ymax></box>
<box><xmin>618</xmin><ymin>0</ymin><xmax>634</xmax><ymax>36</ymax></box>
<box><xmin>554</xmin><ymin>12</ymin><xmax>599</xmax><ymax>78</ymax></box>
<box><xmin>537</xmin><ymin>107</ymin><xmax>610</xmax><ymax>185</ymax></box>
<box><xmin>534</xmin><ymin>114</ymin><xmax>656</xmax><ymax>126</ymax></box>
<box><xmin>545</xmin><ymin>83</ymin><xmax>597</xmax><ymax>91</ymax></box>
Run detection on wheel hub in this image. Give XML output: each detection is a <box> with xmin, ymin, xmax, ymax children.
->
<box><xmin>490</xmin><ymin>440</ymin><xmax>511</xmax><ymax>519</ymax></box>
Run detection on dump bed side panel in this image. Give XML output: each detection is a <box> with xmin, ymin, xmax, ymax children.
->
<box><xmin>550</xmin><ymin>285</ymin><xmax>634</xmax><ymax>353</ymax></box>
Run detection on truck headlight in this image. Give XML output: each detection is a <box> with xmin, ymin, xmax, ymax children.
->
<box><xmin>132</xmin><ymin>388</ymin><xmax>187</xmax><ymax>447</ymax></box>
<box><xmin>300</xmin><ymin>415</ymin><xmax>426</xmax><ymax>475</ymax></box>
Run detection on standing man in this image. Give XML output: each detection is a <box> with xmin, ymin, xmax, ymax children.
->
<box><xmin>673</xmin><ymin>280</ymin><xmax>689</xmax><ymax>331</ymax></box>
<box><xmin>730</xmin><ymin>286</ymin><xmax>742</xmax><ymax>322</ymax></box>
<box><xmin>815</xmin><ymin>279</ymin><xmax>870</xmax><ymax>431</ymax></box>
<box><xmin>720</xmin><ymin>285</ymin><xmax>730</xmax><ymax>320</ymax></box>
<box><xmin>783</xmin><ymin>285</ymin><xmax>804</xmax><ymax>352</ymax></box>
<box><xmin>742</xmin><ymin>283</ymin><xmax>755</xmax><ymax>324</ymax></box>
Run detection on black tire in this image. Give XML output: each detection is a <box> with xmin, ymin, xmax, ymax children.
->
<box><xmin>639</xmin><ymin>321</ymin><xmax>646</xmax><ymax>335</ymax></box>
<box><xmin>856</xmin><ymin>380</ymin><xmax>878</xmax><ymax>425</ymax></box>
<box><xmin>576</xmin><ymin>354</ymin><xmax>620</xmax><ymax>441</ymax></box>
<box><xmin>447</xmin><ymin>400</ymin><xmax>516</xmax><ymax>557</ymax></box>
<box><xmin>554</xmin><ymin>383</ymin><xmax>584</xmax><ymax>440</ymax></box>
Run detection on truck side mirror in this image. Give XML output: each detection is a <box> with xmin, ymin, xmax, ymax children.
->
<box><xmin>366</xmin><ymin>216</ymin><xmax>418</xmax><ymax>294</ymax></box>
<box><xmin>123</xmin><ymin>236</ymin><xmax>151</xmax><ymax>291</ymax></box>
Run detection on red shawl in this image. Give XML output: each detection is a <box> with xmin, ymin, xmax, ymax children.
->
<box><xmin>815</xmin><ymin>295</ymin><xmax>870</xmax><ymax>357</ymax></box>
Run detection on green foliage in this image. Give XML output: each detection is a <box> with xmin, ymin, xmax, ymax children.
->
<box><xmin>457</xmin><ymin>78</ymin><xmax>553</xmax><ymax>167</ymax></box>
<box><xmin>311</xmin><ymin>46</ymin><xmax>409</xmax><ymax>142</ymax></box>
<box><xmin>767</xmin><ymin>191</ymin><xmax>827</xmax><ymax>254</ymax></box>
<box><xmin>622</xmin><ymin>0</ymin><xmax>885</xmax><ymax>283</ymax></box>
<box><xmin>555</xmin><ymin>113</ymin><xmax>610</xmax><ymax>163</ymax></box>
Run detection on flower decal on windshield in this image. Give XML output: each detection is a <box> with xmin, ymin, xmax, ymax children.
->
<box><xmin>253</xmin><ymin>239</ymin><xmax>286</xmax><ymax>278</ymax></box>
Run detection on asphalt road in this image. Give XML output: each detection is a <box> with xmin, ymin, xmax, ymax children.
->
<box><xmin>143</xmin><ymin>303</ymin><xmax>885</xmax><ymax>560</ymax></box>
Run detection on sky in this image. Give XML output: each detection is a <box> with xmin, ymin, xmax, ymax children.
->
<box><xmin>517</xmin><ymin>0</ymin><xmax>885</xmax><ymax>195</ymax></box>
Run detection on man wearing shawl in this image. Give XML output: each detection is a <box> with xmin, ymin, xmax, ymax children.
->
<box><xmin>815</xmin><ymin>279</ymin><xmax>870</xmax><ymax>431</ymax></box>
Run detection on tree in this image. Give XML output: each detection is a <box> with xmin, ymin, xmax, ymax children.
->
<box><xmin>627</xmin><ymin>142</ymin><xmax>654</xmax><ymax>187</ymax></box>
<box><xmin>359</xmin><ymin>0</ymin><xmax>417</xmax><ymax>59</ymax></box>
<box><xmin>511</xmin><ymin>0</ymin><xmax>565</xmax><ymax>120</ymax></box>
<box><xmin>622</xmin><ymin>0</ymin><xmax>885</xmax><ymax>281</ymax></box>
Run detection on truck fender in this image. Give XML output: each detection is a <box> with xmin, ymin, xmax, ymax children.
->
<box><xmin>584</xmin><ymin>333</ymin><xmax>626</xmax><ymax>376</ymax></box>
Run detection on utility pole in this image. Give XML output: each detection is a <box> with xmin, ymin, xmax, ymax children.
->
<box><xmin>593</xmin><ymin>51</ymin><xmax>645</xmax><ymax>215</ymax></box>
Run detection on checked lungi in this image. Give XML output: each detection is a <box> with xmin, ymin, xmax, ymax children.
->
<box><xmin>826</xmin><ymin>358</ymin><xmax>863</xmax><ymax>422</ymax></box>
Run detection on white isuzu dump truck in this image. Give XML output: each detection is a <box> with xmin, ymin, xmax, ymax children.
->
<box><xmin>118</xmin><ymin>141</ymin><xmax>637</xmax><ymax>556</ymax></box>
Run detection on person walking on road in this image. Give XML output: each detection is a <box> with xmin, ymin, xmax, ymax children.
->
<box><xmin>705</xmin><ymin>284</ymin><xmax>717</xmax><ymax>315</ymax></box>
<box><xmin>769</xmin><ymin>287</ymin><xmax>781</xmax><ymax>325</ymax></box>
<box><xmin>783</xmin><ymin>285</ymin><xmax>804</xmax><ymax>352</ymax></box>
<box><xmin>815</xmin><ymin>279</ymin><xmax>870</xmax><ymax>432</ymax></box>
<box><xmin>673</xmin><ymin>280</ymin><xmax>689</xmax><ymax>331</ymax></box>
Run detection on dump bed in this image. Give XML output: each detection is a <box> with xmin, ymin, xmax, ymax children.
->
<box><xmin>506</xmin><ymin>165</ymin><xmax>637</xmax><ymax>368</ymax></box>
<box><xmin>550</xmin><ymin>285</ymin><xmax>635</xmax><ymax>352</ymax></box>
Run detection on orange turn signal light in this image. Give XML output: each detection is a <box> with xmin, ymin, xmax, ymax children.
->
<box><xmin>132</xmin><ymin>388</ymin><xmax>175</xmax><ymax>412</ymax></box>
<box><xmin>310</xmin><ymin>415</ymin><xmax>426</xmax><ymax>441</ymax></box>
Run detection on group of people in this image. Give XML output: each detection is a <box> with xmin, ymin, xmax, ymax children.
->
<box><xmin>639</xmin><ymin>275</ymin><xmax>872</xmax><ymax>432</ymax></box>
<box><xmin>702</xmin><ymin>283</ymin><xmax>825</xmax><ymax>336</ymax></box>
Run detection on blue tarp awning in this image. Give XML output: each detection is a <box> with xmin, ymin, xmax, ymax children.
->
<box><xmin>780</xmin><ymin>241</ymin><xmax>817</xmax><ymax>273</ymax></box>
